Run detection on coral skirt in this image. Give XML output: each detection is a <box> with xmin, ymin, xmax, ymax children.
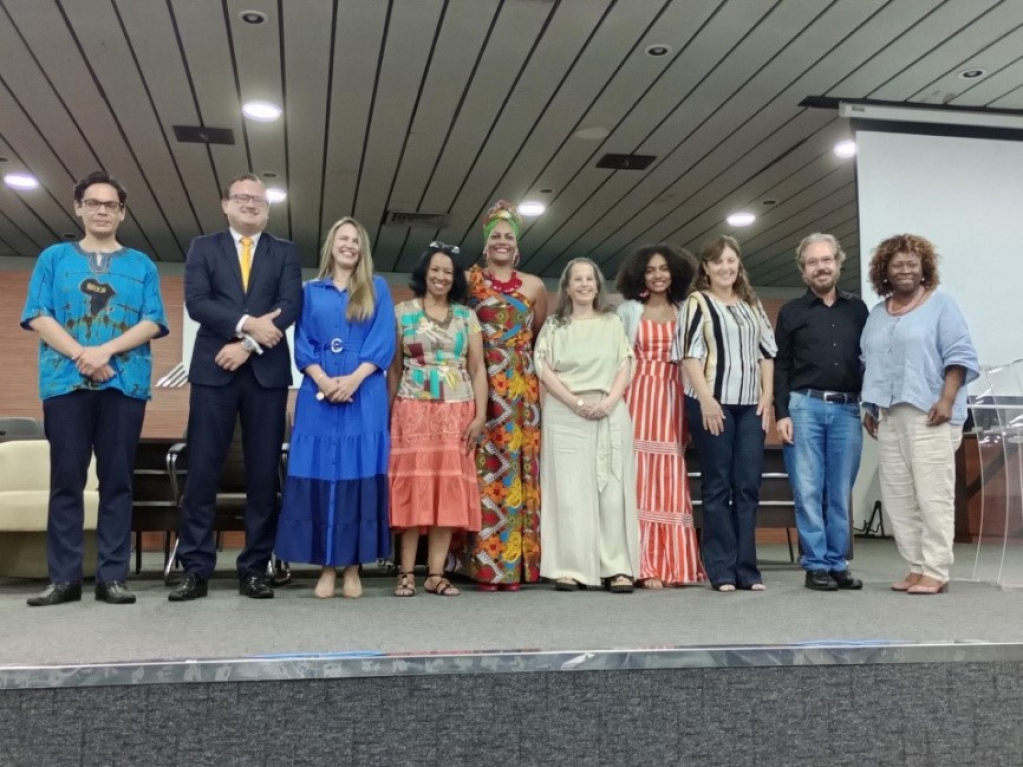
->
<box><xmin>389</xmin><ymin>398</ymin><xmax>482</xmax><ymax>531</ymax></box>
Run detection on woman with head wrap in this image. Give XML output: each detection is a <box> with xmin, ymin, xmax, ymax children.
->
<box><xmin>462</xmin><ymin>200</ymin><xmax>547</xmax><ymax>591</ymax></box>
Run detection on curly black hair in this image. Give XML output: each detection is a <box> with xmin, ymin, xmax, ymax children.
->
<box><xmin>867</xmin><ymin>233</ymin><xmax>941</xmax><ymax>296</ymax></box>
<box><xmin>615</xmin><ymin>243</ymin><xmax>696</xmax><ymax>303</ymax></box>
<box><xmin>409</xmin><ymin>244</ymin><xmax>469</xmax><ymax>304</ymax></box>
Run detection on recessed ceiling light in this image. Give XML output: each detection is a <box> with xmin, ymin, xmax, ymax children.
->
<box><xmin>242</xmin><ymin>101</ymin><xmax>282</xmax><ymax>122</ymax></box>
<box><xmin>645</xmin><ymin>44</ymin><xmax>672</xmax><ymax>57</ymax></box>
<box><xmin>574</xmin><ymin>126</ymin><xmax>610</xmax><ymax>140</ymax></box>
<box><xmin>239</xmin><ymin>10</ymin><xmax>267</xmax><ymax>25</ymax></box>
<box><xmin>62</xmin><ymin>233</ymin><xmax>78</xmax><ymax>240</ymax></box>
<box><xmin>762</xmin><ymin>199</ymin><xmax>777</xmax><ymax>205</ymax></box>
<box><xmin>517</xmin><ymin>201</ymin><xmax>545</xmax><ymax>217</ymax></box>
<box><xmin>0</xmin><ymin>156</ymin><xmax>8</xmax><ymax>163</ymax></box>
<box><xmin>261</xmin><ymin>171</ymin><xmax>278</xmax><ymax>179</ymax></box>
<box><xmin>4</xmin><ymin>172</ymin><xmax>39</xmax><ymax>190</ymax></box>
<box><xmin>726</xmin><ymin>212</ymin><xmax>755</xmax><ymax>227</ymax></box>
<box><xmin>266</xmin><ymin>187</ymin><xmax>287</xmax><ymax>204</ymax></box>
<box><xmin>539</xmin><ymin>188</ymin><xmax>554</xmax><ymax>194</ymax></box>
<box><xmin>834</xmin><ymin>139</ymin><xmax>857</xmax><ymax>158</ymax></box>
<box><xmin>959</xmin><ymin>68</ymin><xmax>987</xmax><ymax>80</ymax></box>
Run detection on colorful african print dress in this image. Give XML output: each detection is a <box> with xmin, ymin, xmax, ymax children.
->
<box><xmin>624</xmin><ymin>318</ymin><xmax>705</xmax><ymax>584</ymax></box>
<box><xmin>464</xmin><ymin>266</ymin><xmax>541</xmax><ymax>584</ymax></box>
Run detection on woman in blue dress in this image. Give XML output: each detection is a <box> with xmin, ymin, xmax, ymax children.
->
<box><xmin>276</xmin><ymin>217</ymin><xmax>395</xmax><ymax>598</ymax></box>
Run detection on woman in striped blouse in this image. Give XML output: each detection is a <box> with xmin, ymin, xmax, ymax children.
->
<box><xmin>677</xmin><ymin>235</ymin><xmax>777</xmax><ymax>592</ymax></box>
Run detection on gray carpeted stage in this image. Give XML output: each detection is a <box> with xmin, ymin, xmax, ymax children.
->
<box><xmin>1</xmin><ymin>539</ymin><xmax>1020</xmax><ymax>666</ymax></box>
<box><xmin>5</xmin><ymin>539</ymin><xmax>1023</xmax><ymax>767</ymax></box>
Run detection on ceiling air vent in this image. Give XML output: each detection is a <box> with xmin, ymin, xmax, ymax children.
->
<box><xmin>385</xmin><ymin>210</ymin><xmax>451</xmax><ymax>228</ymax></box>
<box><xmin>596</xmin><ymin>153</ymin><xmax>656</xmax><ymax>170</ymax></box>
<box><xmin>173</xmin><ymin>125</ymin><xmax>236</xmax><ymax>145</ymax></box>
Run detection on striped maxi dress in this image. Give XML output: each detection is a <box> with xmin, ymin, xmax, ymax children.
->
<box><xmin>624</xmin><ymin>318</ymin><xmax>705</xmax><ymax>584</ymax></box>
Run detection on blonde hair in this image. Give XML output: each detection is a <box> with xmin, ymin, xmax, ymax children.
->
<box><xmin>693</xmin><ymin>235</ymin><xmax>758</xmax><ymax>306</ymax></box>
<box><xmin>551</xmin><ymin>257</ymin><xmax>613</xmax><ymax>324</ymax></box>
<box><xmin>316</xmin><ymin>217</ymin><xmax>376</xmax><ymax>322</ymax></box>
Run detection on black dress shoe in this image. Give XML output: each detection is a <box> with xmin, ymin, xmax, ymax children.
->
<box><xmin>27</xmin><ymin>581</ymin><xmax>82</xmax><ymax>607</ymax></box>
<box><xmin>829</xmin><ymin>570</ymin><xmax>863</xmax><ymax>590</ymax></box>
<box><xmin>168</xmin><ymin>573</ymin><xmax>209</xmax><ymax>602</ymax></box>
<box><xmin>805</xmin><ymin>570</ymin><xmax>838</xmax><ymax>591</ymax></box>
<box><xmin>239</xmin><ymin>574</ymin><xmax>274</xmax><ymax>599</ymax></box>
<box><xmin>95</xmin><ymin>581</ymin><xmax>137</xmax><ymax>604</ymax></box>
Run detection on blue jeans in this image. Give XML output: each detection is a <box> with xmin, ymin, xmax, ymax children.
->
<box><xmin>685</xmin><ymin>397</ymin><xmax>764</xmax><ymax>587</ymax></box>
<box><xmin>782</xmin><ymin>392</ymin><xmax>862</xmax><ymax>572</ymax></box>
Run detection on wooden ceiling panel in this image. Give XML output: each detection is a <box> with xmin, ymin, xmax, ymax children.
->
<box><xmin>947</xmin><ymin>50</ymin><xmax>1023</xmax><ymax>108</ymax></box>
<box><xmin>537</xmin><ymin>1</ymin><xmax>891</xmax><ymax>275</ymax></box>
<box><xmin>376</xmin><ymin>0</ymin><xmax>501</xmax><ymax>271</ymax></box>
<box><xmin>519</xmin><ymin>1</ymin><xmax>799</xmax><ymax>274</ymax></box>
<box><xmin>0</xmin><ymin>1</ymin><xmax>1020</xmax><ymax>289</ymax></box>
<box><xmin>643</xmin><ymin>118</ymin><xmax>851</xmax><ymax>252</ymax></box>
<box><xmin>440</xmin><ymin>0</ymin><xmax>673</xmax><ymax>253</ymax></box>
<box><xmin>867</xmin><ymin>0</ymin><xmax>1013</xmax><ymax>103</ymax></box>
<box><xmin>416</xmin><ymin>2</ymin><xmax>554</xmax><ymax>216</ymax></box>
<box><xmin>437</xmin><ymin>0</ymin><xmax>618</xmax><ymax>244</ymax></box>
<box><xmin>115</xmin><ymin>1</ymin><xmax>226</xmax><ymax>237</ymax></box>
<box><xmin>318</xmin><ymin>1</ymin><xmax>389</xmax><ymax>245</ymax></box>
<box><xmin>352</xmin><ymin>0</ymin><xmax>446</xmax><ymax>250</ymax></box>
<box><xmin>280</xmin><ymin>1</ymin><xmax>342</xmax><ymax>264</ymax></box>
<box><xmin>60</xmin><ymin>0</ymin><xmax>199</xmax><ymax>261</ymax></box>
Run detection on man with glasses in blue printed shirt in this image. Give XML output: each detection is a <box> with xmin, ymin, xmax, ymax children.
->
<box><xmin>21</xmin><ymin>170</ymin><xmax>168</xmax><ymax>607</ymax></box>
<box><xmin>774</xmin><ymin>233</ymin><xmax>869</xmax><ymax>592</ymax></box>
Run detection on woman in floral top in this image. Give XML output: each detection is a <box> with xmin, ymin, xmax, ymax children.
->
<box><xmin>387</xmin><ymin>243</ymin><xmax>487</xmax><ymax>597</ymax></box>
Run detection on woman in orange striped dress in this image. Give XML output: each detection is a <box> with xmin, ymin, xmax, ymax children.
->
<box><xmin>616</xmin><ymin>245</ymin><xmax>705</xmax><ymax>588</ymax></box>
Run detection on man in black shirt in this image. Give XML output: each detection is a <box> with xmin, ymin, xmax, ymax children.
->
<box><xmin>774</xmin><ymin>234</ymin><xmax>868</xmax><ymax>591</ymax></box>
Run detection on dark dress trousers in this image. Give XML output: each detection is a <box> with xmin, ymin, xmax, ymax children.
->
<box><xmin>178</xmin><ymin>230</ymin><xmax>302</xmax><ymax>579</ymax></box>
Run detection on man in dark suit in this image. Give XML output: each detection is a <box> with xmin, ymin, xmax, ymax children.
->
<box><xmin>169</xmin><ymin>173</ymin><xmax>302</xmax><ymax>601</ymax></box>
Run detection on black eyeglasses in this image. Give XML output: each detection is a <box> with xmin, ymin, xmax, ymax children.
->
<box><xmin>81</xmin><ymin>199</ymin><xmax>123</xmax><ymax>212</ymax></box>
<box><xmin>429</xmin><ymin>241</ymin><xmax>460</xmax><ymax>255</ymax></box>
<box><xmin>228</xmin><ymin>193</ymin><xmax>269</xmax><ymax>207</ymax></box>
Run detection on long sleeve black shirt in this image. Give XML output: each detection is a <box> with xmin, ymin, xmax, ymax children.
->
<box><xmin>773</xmin><ymin>289</ymin><xmax>869</xmax><ymax>420</ymax></box>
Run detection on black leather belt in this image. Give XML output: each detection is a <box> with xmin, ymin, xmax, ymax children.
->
<box><xmin>800</xmin><ymin>388</ymin><xmax>859</xmax><ymax>404</ymax></box>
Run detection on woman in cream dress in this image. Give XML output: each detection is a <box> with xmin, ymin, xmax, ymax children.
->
<box><xmin>534</xmin><ymin>258</ymin><xmax>639</xmax><ymax>593</ymax></box>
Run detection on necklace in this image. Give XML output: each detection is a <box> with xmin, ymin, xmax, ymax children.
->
<box><xmin>887</xmin><ymin>287</ymin><xmax>926</xmax><ymax>317</ymax></box>
<box><xmin>484</xmin><ymin>269</ymin><xmax>522</xmax><ymax>294</ymax></box>
<box><xmin>421</xmin><ymin>299</ymin><xmax>452</xmax><ymax>325</ymax></box>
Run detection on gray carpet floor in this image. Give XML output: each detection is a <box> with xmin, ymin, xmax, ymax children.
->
<box><xmin>2</xmin><ymin>539</ymin><xmax>1021</xmax><ymax>667</ymax></box>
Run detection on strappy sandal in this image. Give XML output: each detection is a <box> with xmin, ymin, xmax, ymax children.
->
<box><xmin>424</xmin><ymin>573</ymin><xmax>460</xmax><ymax>596</ymax></box>
<box><xmin>393</xmin><ymin>571</ymin><xmax>416</xmax><ymax>597</ymax></box>
<box><xmin>606</xmin><ymin>574</ymin><xmax>635</xmax><ymax>594</ymax></box>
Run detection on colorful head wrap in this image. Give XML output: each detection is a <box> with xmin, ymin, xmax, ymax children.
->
<box><xmin>482</xmin><ymin>199</ymin><xmax>522</xmax><ymax>241</ymax></box>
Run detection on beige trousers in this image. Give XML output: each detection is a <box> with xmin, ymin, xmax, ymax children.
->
<box><xmin>877</xmin><ymin>404</ymin><xmax>963</xmax><ymax>581</ymax></box>
<box><xmin>539</xmin><ymin>394</ymin><xmax>640</xmax><ymax>586</ymax></box>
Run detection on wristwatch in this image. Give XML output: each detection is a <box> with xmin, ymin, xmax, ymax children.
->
<box><xmin>241</xmin><ymin>337</ymin><xmax>259</xmax><ymax>354</ymax></box>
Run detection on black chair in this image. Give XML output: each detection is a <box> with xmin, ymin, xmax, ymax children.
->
<box><xmin>164</xmin><ymin>415</ymin><xmax>291</xmax><ymax>585</ymax></box>
<box><xmin>130</xmin><ymin>438</ymin><xmax>182</xmax><ymax>574</ymax></box>
<box><xmin>0</xmin><ymin>417</ymin><xmax>45</xmax><ymax>441</ymax></box>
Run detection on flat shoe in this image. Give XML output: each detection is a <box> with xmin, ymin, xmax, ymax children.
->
<box><xmin>606</xmin><ymin>574</ymin><xmax>634</xmax><ymax>594</ymax></box>
<box><xmin>891</xmin><ymin>572</ymin><xmax>923</xmax><ymax>592</ymax></box>
<box><xmin>907</xmin><ymin>578</ymin><xmax>948</xmax><ymax>595</ymax></box>
<box><xmin>554</xmin><ymin>578</ymin><xmax>580</xmax><ymax>592</ymax></box>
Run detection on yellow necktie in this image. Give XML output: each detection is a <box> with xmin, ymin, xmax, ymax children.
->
<box><xmin>240</xmin><ymin>236</ymin><xmax>253</xmax><ymax>291</ymax></box>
